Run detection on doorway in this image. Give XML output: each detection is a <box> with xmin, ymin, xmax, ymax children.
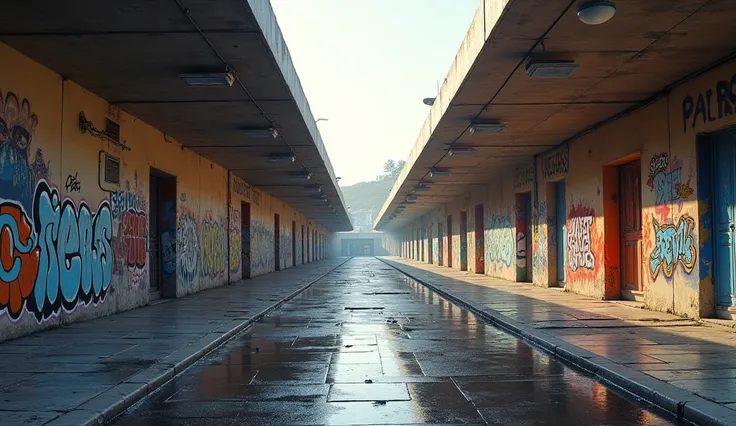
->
<box><xmin>438</xmin><ymin>222</ymin><xmax>444</xmax><ymax>266</ymax></box>
<box><xmin>150</xmin><ymin>168</ymin><xmax>176</xmax><ymax>299</ymax></box>
<box><xmin>292</xmin><ymin>221</ymin><xmax>296</xmax><ymax>267</ymax></box>
<box><xmin>474</xmin><ymin>204</ymin><xmax>485</xmax><ymax>274</ymax></box>
<box><xmin>301</xmin><ymin>225</ymin><xmax>305</xmax><ymax>264</ymax></box>
<box><xmin>447</xmin><ymin>215</ymin><xmax>453</xmax><ymax>268</ymax></box>
<box><xmin>711</xmin><ymin>130</ymin><xmax>736</xmax><ymax>311</ymax></box>
<box><xmin>620</xmin><ymin>159</ymin><xmax>642</xmax><ymax>301</ymax></box>
<box><xmin>460</xmin><ymin>211</ymin><xmax>468</xmax><ymax>271</ymax></box>
<box><xmin>241</xmin><ymin>202</ymin><xmax>251</xmax><ymax>279</ymax></box>
<box><xmin>555</xmin><ymin>181</ymin><xmax>566</xmax><ymax>285</ymax></box>
<box><xmin>516</xmin><ymin>192</ymin><xmax>532</xmax><ymax>282</ymax></box>
<box><xmin>274</xmin><ymin>214</ymin><xmax>280</xmax><ymax>271</ymax></box>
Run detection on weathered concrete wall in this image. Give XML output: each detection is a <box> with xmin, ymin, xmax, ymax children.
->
<box><xmin>391</xmin><ymin>56</ymin><xmax>736</xmax><ymax>320</ymax></box>
<box><xmin>0</xmin><ymin>43</ymin><xmax>328</xmax><ymax>342</ymax></box>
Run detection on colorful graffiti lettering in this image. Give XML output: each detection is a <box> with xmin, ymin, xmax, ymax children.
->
<box><xmin>0</xmin><ymin>203</ymin><xmax>40</xmax><ymax>319</ymax></box>
<box><xmin>111</xmin><ymin>187</ymin><xmax>145</xmax><ymax>220</ymax></box>
<box><xmin>647</xmin><ymin>153</ymin><xmax>693</xmax><ymax>205</ymax></box>
<box><xmin>649</xmin><ymin>215</ymin><xmax>696</xmax><ymax>280</ymax></box>
<box><xmin>487</xmin><ymin>215</ymin><xmax>513</xmax><ymax>267</ymax></box>
<box><xmin>0</xmin><ymin>92</ymin><xmax>49</xmax><ymax>213</ymax></box>
<box><xmin>0</xmin><ymin>181</ymin><xmax>113</xmax><ymax>322</ymax></box>
<box><xmin>114</xmin><ymin>209</ymin><xmax>146</xmax><ymax>287</ymax></box>
<box><xmin>200</xmin><ymin>220</ymin><xmax>226</xmax><ymax>278</ymax></box>
<box><xmin>177</xmin><ymin>214</ymin><xmax>198</xmax><ymax>287</ymax></box>
<box><xmin>233</xmin><ymin>177</ymin><xmax>261</xmax><ymax>205</ymax></box>
<box><xmin>567</xmin><ymin>214</ymin><xmax>595</xmax><ymax>271</ymax></box>
<box><xmin>250</xmin><ymin>221</ymin><xmax>272</xmax><ymax>273</ymax></box>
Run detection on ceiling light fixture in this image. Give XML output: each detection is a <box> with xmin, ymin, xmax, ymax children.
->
<box><xmin>242</xmin><ymin>127</ymin><xmax>279</xmax><ymax>139</ymax></box>
<box><xmin>577</xmin><ymin>1</ymin><xmax>616</xmax><ymax>25</ymax></box>
<box><xmin>267</xmin><ymin>153</ymin><xmax>296</xmax><ymax>163</ymax></box>
<box><xmin>448</xmin><ymin>147</ymin><xmax>477</xmax><ymax>156</ymax></box>
<box><xmin>468</xmin><ymin>122</ymin><xmax>505</xmax><ymax>135</ymax></box>
<box><xmin>288</xmin><ymin>171</ymin><xmax>312</xmax><ymax>180</ymax></box>
<box><xmin>180</xmin><ymin>70</ymin><xmax>235</xmax><ymax>87</ymax></box>
<box><xmin>406</xmin><ymin>195</ymin><xmax>418</xmax><ymax>203</ymax></box>
<box><xmin>414</xmin><ymin>184</ymin><xmax>431</xmax><ymax>192</ymax></box>
<box><xmin>304</xmin><ymin>185</ymin><xmax>322</xmax><ymax>193</ymax></box>
<box><xmin>429</xmin><ymin>168</ymin><xmax>451</xmax><ymax>177</ymax></box>
<box><xmin>525</xmin><ymin>60</ymin><xmax>579</xmax><ymax>78</ymax></box>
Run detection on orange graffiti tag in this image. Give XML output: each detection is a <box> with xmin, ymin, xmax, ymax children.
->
<box><xmin>0</xmin><ymin>205</ymin><xmax>40</xmax><ymax>318</ymax></box>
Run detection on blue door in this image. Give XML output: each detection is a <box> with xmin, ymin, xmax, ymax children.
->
<box><xmin>714</xmin><ymin>133</ymin><xmax>736</xmax><ymax>307</ymax></box>
<box><xmin>555</xmin><ymin>181</ymin><xmax>566</xmax><ymax>283</ymax></box>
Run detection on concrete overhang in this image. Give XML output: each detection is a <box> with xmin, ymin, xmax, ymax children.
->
<box><xmin>0</xmin><ymin>0</ymin><xmax>351</xmax><ymax>232</ymax></box>
<box><xmin>375</xmin><ymin>0</ymin><xmax>736</xmax><ymax>231</ymax></box>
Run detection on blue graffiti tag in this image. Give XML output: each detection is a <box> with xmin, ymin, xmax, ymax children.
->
<box><xmin>28</xmin><ymin>181</ymin><xmax>112</xmax><ymax>321</ymax></box>
<box><xmin>649</xmin><ymin>215</ymin><xmax>696</xmax><ymax>280</ymax></box>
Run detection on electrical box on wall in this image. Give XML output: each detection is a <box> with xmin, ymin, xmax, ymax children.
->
<box><xmin>99</xmin><ymin>151</ymin><xmax>120</xmax><ymax>192</ymax></box>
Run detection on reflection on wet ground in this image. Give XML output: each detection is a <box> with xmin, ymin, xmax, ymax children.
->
<box><xmin>112</xmin><ymin>258</ymin><xmax>678</xmax><ymax>425</ymax></box>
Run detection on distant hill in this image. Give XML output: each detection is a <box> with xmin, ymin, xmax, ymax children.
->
<box><xmin>341</xmin><ymin>160</ymin><xmax>404</xmax><ymax>230</ymax></box>
<box><xmin>341</xmin><ymin>178</ymin><xmax>395</xmax><ymax>212</ymax></box>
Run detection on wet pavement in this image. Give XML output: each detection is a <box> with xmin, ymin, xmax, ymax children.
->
<box><xmin>112</xmin><ymin>258</ymin><xmax>677</xmax><ymax>425</ymax></box>
<box><xmin>0</xmin><ymin>258</ymin><xmax>347</xmax><ymax>426</ymax></box>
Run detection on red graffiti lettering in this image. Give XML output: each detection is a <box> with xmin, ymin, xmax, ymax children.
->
<box><xmin>0</xmin><ymin>204</ymin><xmax>40</xmax><ymax>319</ymax></box>
<box><xmin>120</xmin><ymin>209</ymin><xmax>146</xmax><ymax>269</ymax></box>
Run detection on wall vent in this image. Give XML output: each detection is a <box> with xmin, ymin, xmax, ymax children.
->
<box><xmin>105</xmin><ymin>118</ymin><xmax>120</xmax><ymax>143</ymax></box>
<box><xmin>104</xmin><ymin>153</ymin><xmax>120</xmax><ymax>185</ymax></box>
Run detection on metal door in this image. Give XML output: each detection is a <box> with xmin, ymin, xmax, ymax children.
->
<box><xmin>475</xmin><ymin>204</ymin><xmax>485</xmax><ymax>273</ymax></box>
<box><xmin>447</xmin><ymin>216</ymin><xmax>453</xmax><ymax>268</ymax></box>
<box><xmin>620</xmin><ymin>159</ymin><xmax>643</xmax><ymax>300</ymax></box>
<box><xmin>555</xmin><ymin>181</ymin><xmax>566</xmax><ymax>283</ymax></box>
<box><xmin>148</xmin><ymin>175</ymin><xmax>160</xmax><ymax>292</ymax></box>
<box><xmin>715</xmin><ymin>133</ymin><xmax>736</xmax><ymax>307</ymax></box>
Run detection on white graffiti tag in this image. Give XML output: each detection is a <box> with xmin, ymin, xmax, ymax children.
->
<box><xmin>567</xmin><ymin>215</ymin><xmax>595</xmax><ymax>271</ymax></box>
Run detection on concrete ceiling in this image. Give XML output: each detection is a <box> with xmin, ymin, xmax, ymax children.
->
<box><xmin>375</xmin><ymin>0</ymin><xmax>736</xmax><ymax>231</ymax></box>
<box><xmin>0</xmin><ymin>0</ymin><xmax>351</xmax><ymax>231</ymax></box>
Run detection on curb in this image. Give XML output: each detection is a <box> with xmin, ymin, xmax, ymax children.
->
<box><xmin>378</xmin><ymin>257</ymin><xmax>734</xmax><ymax>426</ymax></box>
<box><xmin>46</xmin><ymin>258</ymin><xmax>352</xmax><ymax>426</ymax></box>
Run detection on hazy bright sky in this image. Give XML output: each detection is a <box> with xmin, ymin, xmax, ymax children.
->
<box><xmin>270</xmin><ymin>0</ymin><xmax>479</xmax><ymax>187</ymax></box>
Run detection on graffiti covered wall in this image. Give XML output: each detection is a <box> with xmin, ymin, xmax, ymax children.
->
<box><xmin>0</xmin><ymin>43</ymin><xmax>334</xmax><ymax>342</ymax></box>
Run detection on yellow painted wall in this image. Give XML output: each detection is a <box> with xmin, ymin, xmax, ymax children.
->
<box><xmin>0</xmin><ymin>43</ymin><xmax>329</xmax><ymax>342</ymax></box>
<box><xmin>392</xmin><ymin>57</ymin><xmax>736</xmax><ymax>319</ymax></box>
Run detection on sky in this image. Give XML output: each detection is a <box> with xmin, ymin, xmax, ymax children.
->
<box><xmin>269</xmin><ymin>0</ymin><xmax>480</xmax><ymax>187</ymax></box>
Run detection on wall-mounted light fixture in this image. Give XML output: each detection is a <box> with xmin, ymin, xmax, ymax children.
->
<box><xmin>180</xmin><ymin>69</ymin><xmax>235</xmax><ymax>87</ymax></box>
<box><xmin>423</xmin><ymin>97</ymin><xmax>436</xmax><ymax>106</ymax></box>
<box><xmin>448</xmin><ymin>147</ymin><xmax>477</xmax><ymax>156</ymax></box>
<box><xmin>468</xmin><ymin>122</ymin><xmax>505</xmax><ymax>135</ymax></box>
<box><xmin>577</xmin><ymin>1</ymin><xmax>616</xmax><ymax>25</ymax></box>
<box><xmin>242</xmin><ymin>127</ymin><xmax>279</xmax><ymax>139</ymax></box>
<box><xmin>79</xmin><ymin>112</ymin><xmax>131</xmax><ymax>151</ymax></box>
<box><xmin>525</xmin><ymin>60</ymin><xmax>579</xmax><ymax>78</ymax></box>
<box><xmin>429</xmin><ymin>168</ymin><xmax>451</xmax><ymax>177</ymax></box>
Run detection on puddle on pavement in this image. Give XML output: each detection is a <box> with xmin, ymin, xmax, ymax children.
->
<box><xmin>112</xmin><ymin>258</ymin><xmax>681</xmax><ymax>426</ymax></box>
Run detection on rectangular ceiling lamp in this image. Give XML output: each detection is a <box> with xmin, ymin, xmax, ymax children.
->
<box><xmin>448</xmin><ymin>147</ymin><xmax>476</xmax><ymax>156</ymax></box>
<box><xmin>429</xmin><ymin>168</ymin><xmax>451</xmax><ymax>177</ymax></box>
<box><xmin>304</xmin><ymin>185</ymin><xmax>322</xmax><ymax>193</ymax></box>
<box><xmin>525</xmin><ymin>60</ymin><xmax>579</xmax><ymax>78</ymax></box>
<box><xmin>242</xmin><ymin>127</ymin><xmax>279</xmax><ymax>138</ymax></box>
<box><xmin>468</xmin><ymin>123</ymin><xmax>505</xmax><ymax>135</ymax></box>
<box><xmin>414</xmin><ymin>184</ymin><xmax>431</xmax><ymax>192</ymax></box>
<box><xmin>180</xmin><ymin>71</ymin><xmax>235</xmax><ymax>87</ymax></box>
<box><xmin>406</xmin><ymin>195</ymin><xmax>418</xmax><ymax>202</ymax></box>
<box><xmin>267</xmin><ymin>153</ymin><xmax>296</xmax><ymax>163</ymax></box>
<box><xmin>288</xmin><ymin>171</ymin><xmax>312</xmax><ymax>180</ymax></box>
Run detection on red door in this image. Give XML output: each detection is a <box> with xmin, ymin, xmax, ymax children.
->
<box><xmin>475</xmin><ymin>204</ymin><xmax>485</xmax><ymax>274</ymax></box>
<box><xmin>620</xmin><ymin>160</ymin><xmax>642</xmax><ymax>301</ymax></box>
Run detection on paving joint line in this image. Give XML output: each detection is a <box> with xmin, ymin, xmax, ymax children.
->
<box><xmin>378</xmin><ymin>257</ymin><xmax>734</xmax><ymax>426</ymax></box>
<box><xmin>50</xmin><ymin>258</ymin><xmax>352</xmax><ymax>426</ymax></box>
